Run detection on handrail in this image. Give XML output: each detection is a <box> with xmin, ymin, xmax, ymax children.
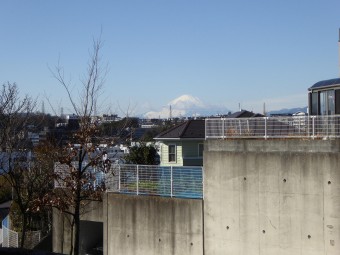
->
<box><xmin>205</xmin><ymin>115</ymin><xmax>340</xmax><ymax>139</ymax></box>
<box><xmin>105</xmin><ymin>164</ymin><xmax>203</xmax><ymax>199</ymax></box>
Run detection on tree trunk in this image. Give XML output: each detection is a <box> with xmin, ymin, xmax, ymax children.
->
<box><xmin>74</xmin><ymin>201</ymin><xmax>80</xmax><ymax>255</ymax></box>
<box><xmin>20</xmin><ymin>215</ymin><xmax>27</xmax><ymax>248</ymax></box>
<box><xmin>74</xmin><ymin>154</ymin><xmax>82</xmax><ymax>255</ymax></box>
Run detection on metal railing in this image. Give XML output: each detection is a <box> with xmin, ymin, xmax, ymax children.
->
<box><xmin>205</xmin><ymin>115</ymin><xmax>340</xmax><ymax>139</ymax></box>
<box><xmin>2</xmin><ymin>226</ymin><xmax>19</xmax><ymax>248</ymax></box>
<box><xmin>1</xmin><ymin>216</ymin><xmax>18</xmax><ymax>248</ymax></box>
<box><xmin>1</xmin><ymin>215</ymin><xmax>41</xmax><ymax>249</ymax></box>
<box><xmin>54</xmin><ymin>163</ymin><xmax>203</xmax><ymax>199</ymax></box>
<box><xmin>105</xmin><ymin>164</ymin><xmax>203</xmax><ymax>199</ymax></box>
<box><xmin>54</xmin><ymin>162</ymin><xmax>107</xmax><ymax>189</ymax></box>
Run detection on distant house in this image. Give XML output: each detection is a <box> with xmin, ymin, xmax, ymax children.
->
<box><xmin>0</xmin><ymin>200</ymin><xmax>11</xmax><ymax>223</ymax></box>
<box><xmin>226</xmin><ymin>110</ymin><xmax>263</xmax><ymax>118</ymax></box>
<box><xmin>308</xmin><ymin>78</ymin><xmax>340</xmax><ymax>115</ymax></box>
<box><xmin>154</xmin><ymin>111</ymin><xmax>264</xmax><ymax>166</ymax></box>
<box><xmin>154</xmin><ymin>120</ymin><xmax>205</xmax><ymax>166</ymax></box>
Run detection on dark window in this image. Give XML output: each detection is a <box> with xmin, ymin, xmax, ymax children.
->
<box><xmin>168</xmin><ymin>144</ymin><xmax>176</xmax><ymax>162</ymax></box>
<box><xmin>198</xmin><ymin>143</ymin><xmax>204</xmax><ymax>157</ymax></box>
<box><xmin>335</xmin><ymin>90</ymin><xmax>340</xmax><ymax>114</ymax></box>
<box><xmin>311</xmin><ymin>92</ymin><xmax>318</xmax><ymax>115</ymax></box>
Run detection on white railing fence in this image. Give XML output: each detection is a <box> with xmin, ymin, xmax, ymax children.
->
<box><xmin>54</xmin><ymin>161</ymin><xmax>109</xmax><ymax>190</ymax></box>
<box><xmin>1</xmin><ymin>215</ymin><xmax>41</xmax><ymax>249</ymax></box>
<box><xmin>54</xmin><ymin>163</ymin><xmax>203</xmax><ymax>199</ymax></box>
<box><xmin>2</xmin><ymin>226</ymin><xmax>18</xmax><ymax>248</ymax></box>
<box><xmin>205</xmin><ymin>115</ymin><xmax>340</xmax><ymax>139</ymax></box>
<box><xmin>105</xmin><ymin>164</ymin><xmax>203</xmax><ymax>199</ymax></box>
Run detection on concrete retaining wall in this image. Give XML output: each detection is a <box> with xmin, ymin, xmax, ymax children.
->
<box><xmin>103</xmin><ymin>193</ymin><xmax>203</xmax><ymax>255</ymax></box>
<box><xmin>204</xmin><ymin>139</ymin><xmax>340</xmax><ymax>255</ymax></box>
<box><xmin>52</xmin><ymin>201</ymin><xmax>103</xmax><ymax>254</ymax></box>
<box><xmin>53</xmin><ymin>139</ymin><xmax>340</xmax><ymax>255</ymax></box>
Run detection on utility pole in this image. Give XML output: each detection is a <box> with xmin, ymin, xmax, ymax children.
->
<box><xmin>338</xmin><ymin>28</ymin><xmax>340</xmax><ymax>77</ymax></box>
<box><xmin>169</xmin><ymin>105</ymin><xmax>172</xmax><ymax>122</ymax></box>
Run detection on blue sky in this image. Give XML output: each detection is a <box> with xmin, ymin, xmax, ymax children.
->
<box><xmin>1</xmin><ymin>0</ymin><xmax>340</xmax><ymax>116</ymax></box>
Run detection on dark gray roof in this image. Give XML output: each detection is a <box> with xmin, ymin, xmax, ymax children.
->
<box><xmin>226</xmin><ymin>110</ymin><xmax>264</xmax><ymax>118</ymax></box>
<box><xmin>154</xmin><ymin>120</ymin><xmax>205</xmax><ymax>140</ymax></box>
<box><xmin>309</xmin><ymin>78</ymin><xmax>340</xmax><ymax>91</ymax></box>
<box><xmin>0</xmin><ymin>200</ymin><xmax>11</xmax><ymax>209</ymax></box>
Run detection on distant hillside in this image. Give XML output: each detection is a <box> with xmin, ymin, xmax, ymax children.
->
<box><xmin>268</xmin><ymin>106</ymin><xmax>308</xmax><ymax>115</ymax></box>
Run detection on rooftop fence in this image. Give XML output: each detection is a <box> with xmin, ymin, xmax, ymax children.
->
<box><xmin>1</xmin><ymin>215</ymin><xmax>40</xmax><ymax>249</ymax></box>
<box><xmin>105</xmin><ymin>164</ymin><xmax>203</xmax><ymax>199</ymax></box>
<box><xmin>54</xmin><ymin>163</ymin><xmax>203</xmax><ymax>199</ymax></box>
<box><xmin>205</xmin><ymin>115</ymin><xmax>340</xmax><ymax>139</ymax></box>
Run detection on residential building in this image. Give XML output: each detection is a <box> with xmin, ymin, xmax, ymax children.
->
<box><xmin>153</xmin><ymin>111</ymin><xmax>263</xmax><ymax>166</ymax></box>
<box><xmin>154</xmin><ymin>120</ymin><xmax>205</xmax><ymax>166</ymax></box>
<box><xmin>308</xmin><ymin>78</ymin><xmax>340</xmax><ymax>115</ymax></box>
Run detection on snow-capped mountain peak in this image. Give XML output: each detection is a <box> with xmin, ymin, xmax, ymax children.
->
<box><xmin>144</xmin><ymin>94</ymin><xmax>229</xmax><ymax>118</ymax></box>
<box><xmin>168</xmin><ymin>95</ymin><xmax>205</xmax><ymax>109</ymax></box>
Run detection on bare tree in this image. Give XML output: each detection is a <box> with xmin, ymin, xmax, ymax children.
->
<box><xmin>0</xmin><ymin>82</ymin><xmax>41</xmax><ymax>247</ymax></box>
<box><xmin>0</xmin><ymin>83</ymin><xmax>35</xmax><ymax>151</ymax></box>
<box><xmin>40</xmin><ymin>37</ymin><xmax>111</xmax><ymax>255</ymax></box>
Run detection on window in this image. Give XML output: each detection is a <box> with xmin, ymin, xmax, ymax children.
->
<box><xmin>168</xmin><ymin>144</ymin><xmax>176</xmax><ymax>162</ymax></box>
<box><xmin>336</xmin><ymin>90</ymin><xmax>340</xmax><ymax>114</ymax></box>
<box><xmin>198</xmin><ymin>143</ymin><xmax>204</xmax><ymax>157</ymax></box>
<box><xmin>311</xmin><ymin>92</ymin><xmax>318</xmax><ymax>115</ymax></box>
<box><xmin>320</xmin><ymin>90</ymin><xmax>335</xmax><ymax>115</ymax></box>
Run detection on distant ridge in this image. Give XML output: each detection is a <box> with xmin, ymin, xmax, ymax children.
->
<box><xmin>268</xmin><ymin>106</ymin><xmax>308</xmax><ymax>115</ymax></box>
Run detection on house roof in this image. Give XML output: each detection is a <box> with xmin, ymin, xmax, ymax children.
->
<box><xmin>154</xmin><ymin>120</ymin><xmax>205</xmax><ymax>140</ymax></box>
<box><xmin>0</xmin><ymin>200</ymin><xmax>12</xmax><ymax>209</ymax></box>
<box><xmin>226</xmin><ymin>110</ymin><xmax>264</xmax><ymax>118</ymax></box>
<box><xmin>309</xmin><ymin>78</ymin><xmax>340</xmax><ymax>91</ymax></box>
<box><xmin>154</xmin><ymin>111</ymin><xmax>263</xmax><ymax>140</ymax></box>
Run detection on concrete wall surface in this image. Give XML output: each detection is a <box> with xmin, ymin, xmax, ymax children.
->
<box><xmin>204</xmin><ymin>139</ymin><xmax>340</xmax><ymax>255</ymax></box>
<box><xmin>52</xmin><ymin>201</ymin><xmax>103</xmax><ymax>254</ymax></box>
<box><xmin>103</xmin><ymin>193</ymin><xmax>203</xmax><ymax>255</ymax></box>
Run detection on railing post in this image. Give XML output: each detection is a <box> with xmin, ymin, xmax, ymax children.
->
<box><xmin>16</xmin><ymin>230</ymin><xmax>19</xmax><ymax>248</ymax></box>
<box><xmin>264</xmin><ymin>117</ymin><xmax>267</xmax><ymax>140</ymax></box>
<box><xmin>170</xmin><ymin>166</ymin><xmax>173</xmax><ymax>198</ymax></box>
<box><xmin>312</xmin><ymin>116</ymin><xmax>315</xmax><ymax>139</ymax></box>
<box><xmin>222</xmin><ymin>118</ymin><xmax>225</xmax><ymax>139</ymax></box>
<box><xmin>136</xmin><ymin>165</ymin><xmax>139</xmax><ymax>195</ymax></box>
<box><xmin>118</xmin><ymin>164</ymin><xmax>121</xmax><ymax>192</ymax></box>
<box><xmin>202</xmin><ymin>166</ymin><xmax>204</xmax><ymax>200</ymax></box>
<box><xmin>238</xmin><ymin>119</ymin><xmax>241</xmax><ymax>135</ymax></box>
<box><xmin>307</xmin><ymin>116</ymin><xmax>310</xmax><ymax>137</ymax></box>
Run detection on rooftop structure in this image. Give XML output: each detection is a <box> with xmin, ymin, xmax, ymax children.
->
<box><xmin>154</xmin><ymin>120</ymin><xmax>205</xmax><ymax>140</ymax></box>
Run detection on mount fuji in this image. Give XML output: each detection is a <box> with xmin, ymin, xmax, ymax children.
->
<box><xmin>144</xmin><ymin>95</ymin><xmax>229</xmax><ymax>118</ymax></box>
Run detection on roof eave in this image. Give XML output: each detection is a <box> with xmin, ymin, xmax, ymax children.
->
<box><xmin>309</xmin><ymin>84</ymin><xmax>340</xmax><ymax>91</ymax></box>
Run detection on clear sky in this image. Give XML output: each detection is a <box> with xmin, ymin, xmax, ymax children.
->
<box><xmin>1</xmin><ymin>0</ymin><xmax>340</xmax><ymax>116</ymax></box>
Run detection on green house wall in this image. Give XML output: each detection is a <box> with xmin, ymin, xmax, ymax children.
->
<box><xmin>159</xmin><ymin>141</ymin><xmax>203</xmax><ymax>166</ymax></box>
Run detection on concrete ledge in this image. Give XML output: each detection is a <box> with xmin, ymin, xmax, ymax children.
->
<box><xmin>206</xmin><ymin>139</ymin><xmax>340</xmax><ymax>153</ymax></box>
